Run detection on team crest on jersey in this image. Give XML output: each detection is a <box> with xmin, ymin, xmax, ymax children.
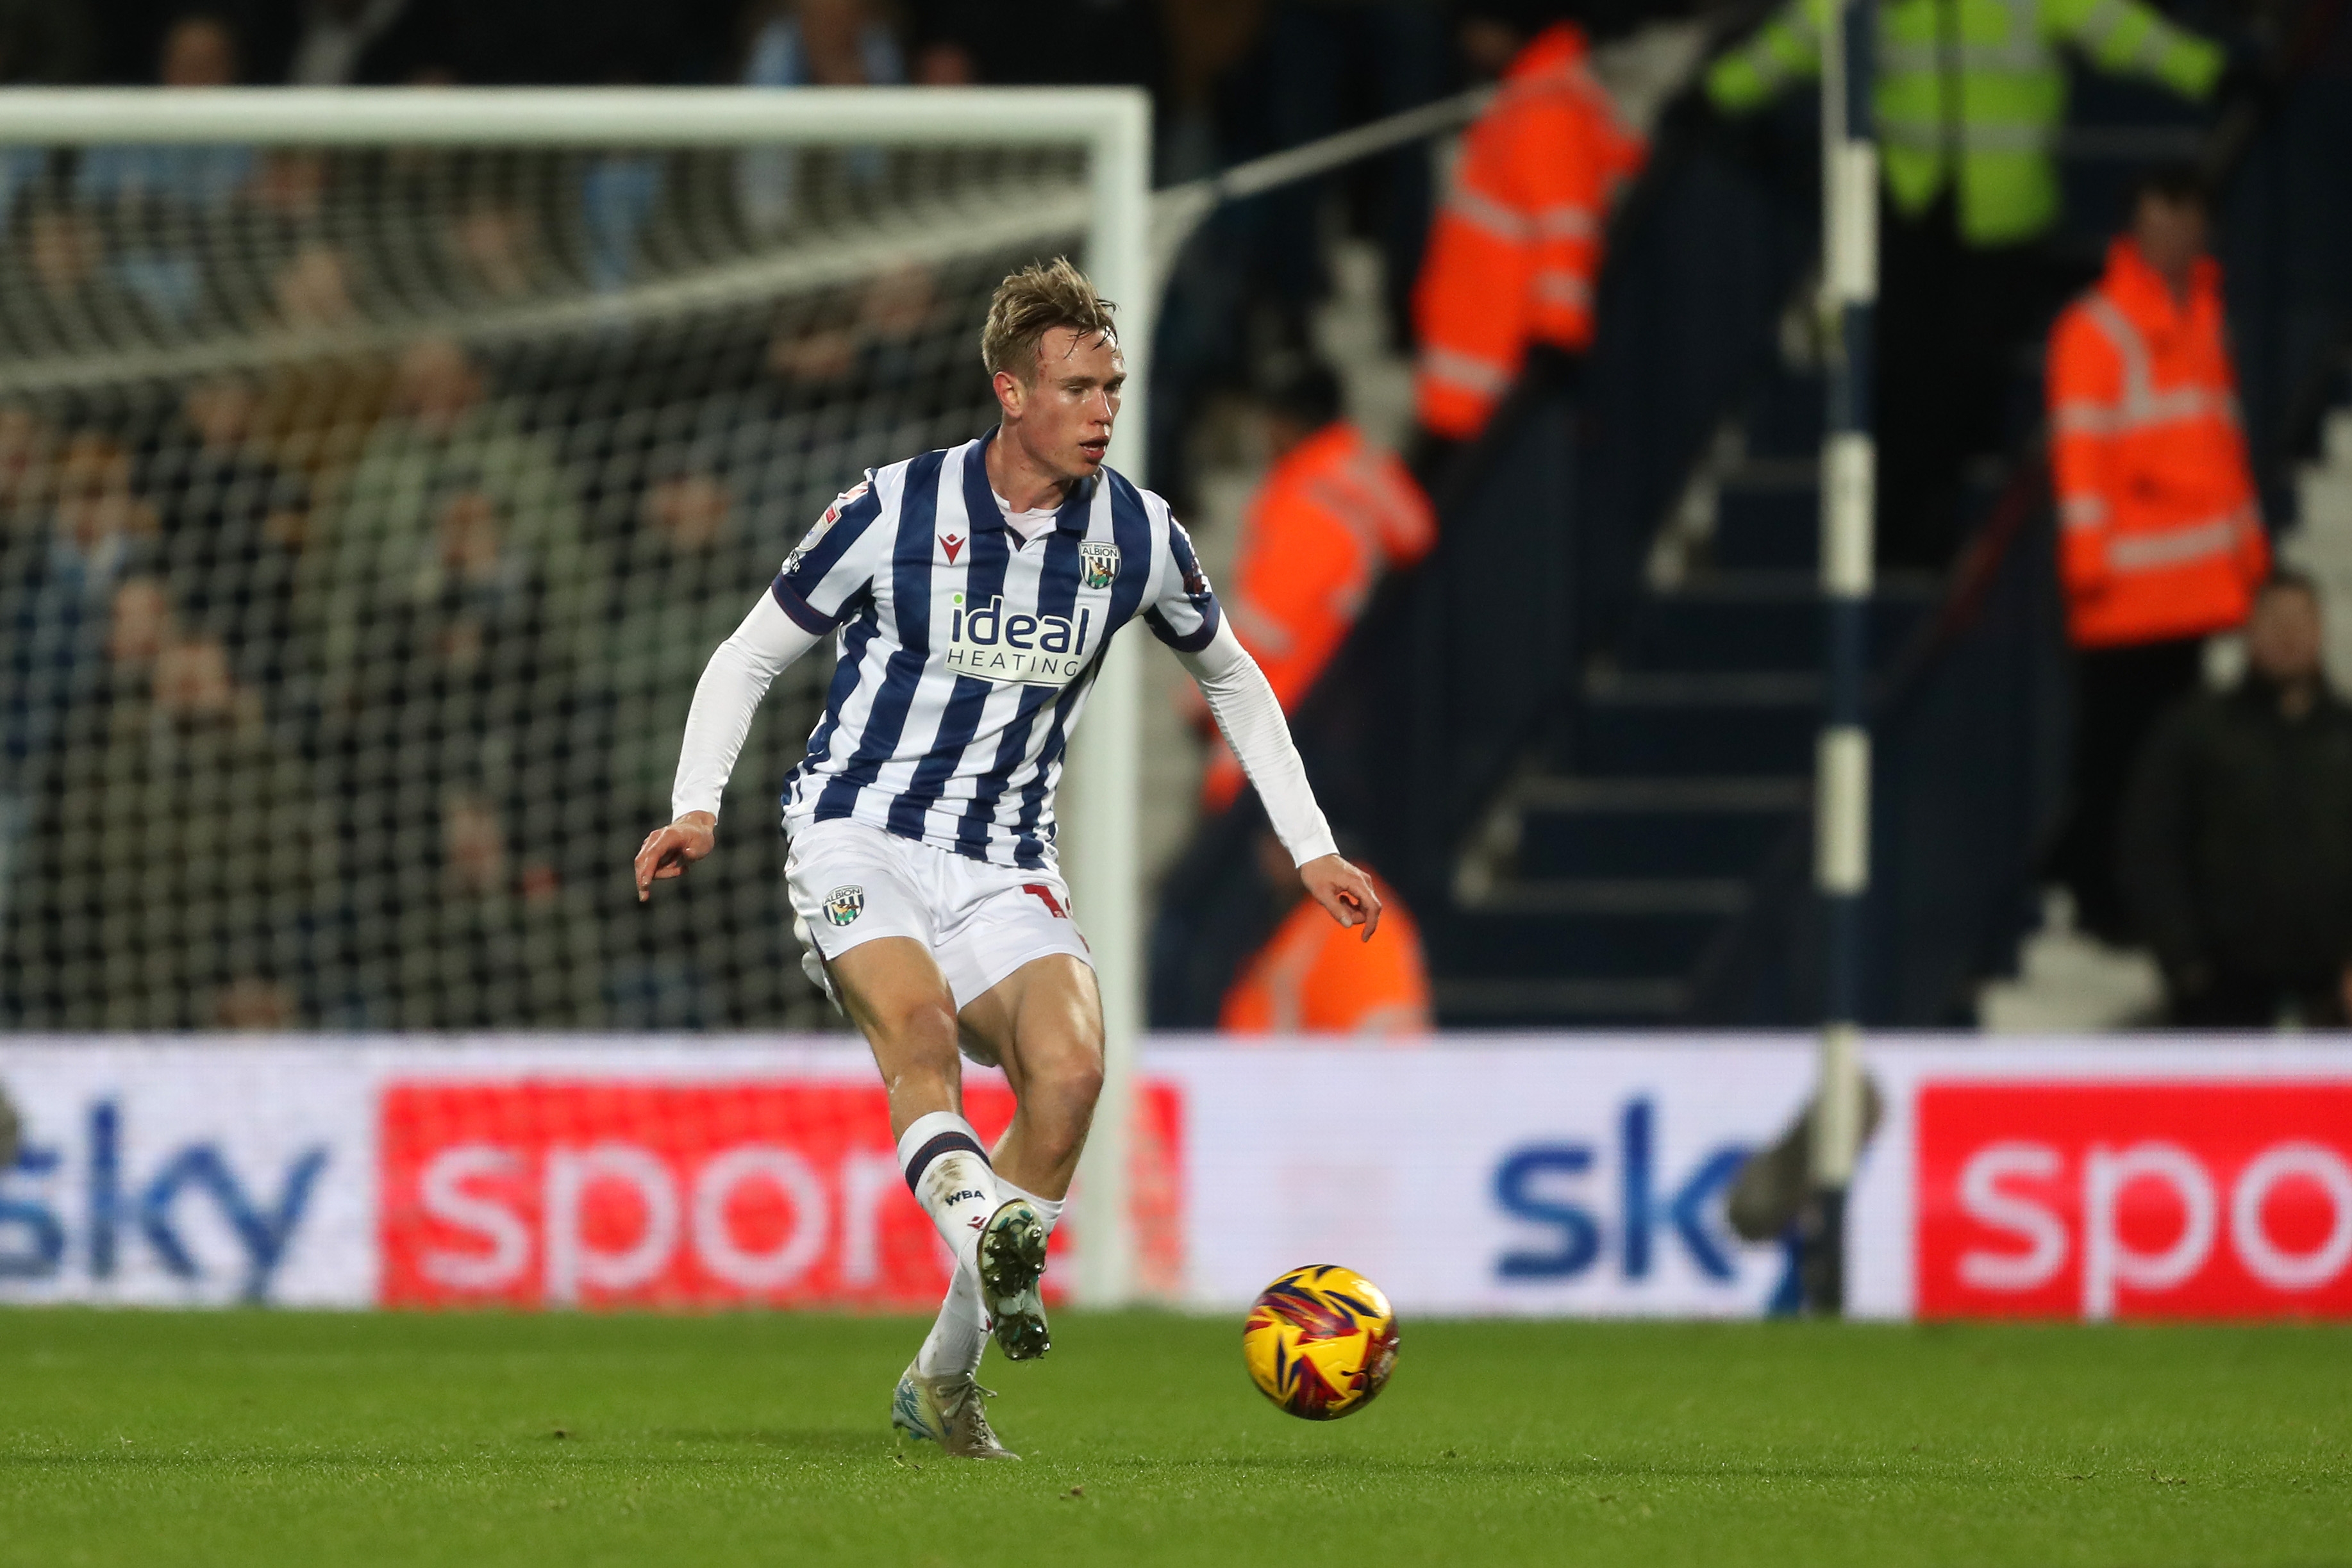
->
<box><xmin>1078</xmin><ymin>541</ymin><xmax>1121</xmax><ymax>590</ymax></box>
<box><xmin>822</xmin><ymin>885</ymin><xmax>864</xmax><ymax>927</ymax></box>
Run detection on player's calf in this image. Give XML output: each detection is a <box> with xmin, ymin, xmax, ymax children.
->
<box><xmin>897</xmin><ymin>1111</ymin><xmax>1001</xmax><ymax>1276</ymax></box>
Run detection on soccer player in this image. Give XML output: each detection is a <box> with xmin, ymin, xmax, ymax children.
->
<box><xmin>632</xmin><ymin>258</ymin><xmax>1378</xmax><ymax>1460</ymax></box>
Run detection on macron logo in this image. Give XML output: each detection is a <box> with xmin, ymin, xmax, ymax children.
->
<box><xmin>941</xmin><ymin>533</ymin><xmax>963</xmax><ymax>564</ymax></box>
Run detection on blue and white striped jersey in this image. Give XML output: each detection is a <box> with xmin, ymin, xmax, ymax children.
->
<box><xmin>771</xmin><ymin>430</ymin><xmax>1221</xmax><ymax>870</ymax></box>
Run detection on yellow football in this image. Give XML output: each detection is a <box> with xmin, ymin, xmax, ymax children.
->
<box><xmin>1242</xmin><ymin>1264</ymin><xmax>1400</xmax><ymax>1420</ymax></box>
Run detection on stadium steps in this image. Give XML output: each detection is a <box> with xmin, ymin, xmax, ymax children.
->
<box><xmin>1430</xmin><ymin>366</ymin><xmax>1936</xmax><ymax>1028</ymax></box>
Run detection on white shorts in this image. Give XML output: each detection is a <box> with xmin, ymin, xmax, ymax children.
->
<box><xmin>785</xmin><ymin>817</ymin><xmax>1091</xmax><ymax>1015</ymax></box>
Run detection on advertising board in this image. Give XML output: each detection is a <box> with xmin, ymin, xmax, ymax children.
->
<box><xmin>1849</xmin><ymin>1044</ymin><xmax>2352</xmax><ymax>1322</ymax></box>
<box><xmin>3</xmin><ymin>1036</ymin><xmax>2348</xmax><ymax>1320</ymax></box>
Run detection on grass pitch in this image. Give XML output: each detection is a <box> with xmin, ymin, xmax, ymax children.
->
<box><xmin>0</xmin><ymin>1310</ymin><xmax>2345</xmax><ymax>1567</ymax></box>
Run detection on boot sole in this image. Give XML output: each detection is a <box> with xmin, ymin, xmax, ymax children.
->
<box><xmin>978</xmin><ymin>1199</ymin><xmax>1051</xmax><ymax>1362</ymax></box>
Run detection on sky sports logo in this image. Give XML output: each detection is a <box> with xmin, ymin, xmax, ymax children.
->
<box><xmin>0</xmin><ymin>1099</ymin><xmax>326</xmax><ymax>1301</ymax></box>
<box><xmin>378</xmin><ymin>1081</ymin><xmax>1019</xmax><ymax>1308</ymax></box>
<box><xmin>1491</xmin><ymin>1098</ymin><xmax>1749</xmax><ymax>1285</ymax></box>
<box><xmin>943</xmin><ymin>595</ymin><xmax>1093</xmax><ymax>687</ymax></box>
<box><xmin>1916</xmin><ymin>1081</ymin><xmax>2352</xmax><ymax>1320</ymax></box>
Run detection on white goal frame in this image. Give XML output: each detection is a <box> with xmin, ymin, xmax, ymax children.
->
<box><xmin>0</xmin><ymin>87</ymin><xmax>1153</xmax><ymax>1307</ymax></box>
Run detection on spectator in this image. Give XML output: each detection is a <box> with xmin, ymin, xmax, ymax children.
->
<box><xmin>735</xmin><ymin>0</ymin><xmax>905</xmax><ymax>235</ymax></box>
<box><xmin>2120</xmin><ymin>573</ymin><xmax>2352</xmax><ymax>1028</ymax></box>
<box><xmin>1222</xmin><ymin>831</ymin><xmax>1431</xmax><ymax>1035</ymax></box>
<box><xmin>2045</xmin><ymin>166</ymin><xmax>2265</xmax><ymax>944</ymax></box>
<box><xmin>0</xmin><ymin>433</ymin><xmax>161</xmax><ymax>919</ymax></box>
<box><xmin>447</xmin><ymin>199</ymin><xmax>539</xmax><ymax>300</ymax></box>
<box><xmin>1410</xmin><ymin>0</ymin><xmax>1644</xmax><ymax>471</ymax></box>
<box><xmin>390</xmin><ymin>788</ymin><xmax>605</xmax><ymax>1028</ymax></box>
<box><xmin>0</xmin><ymin>404</ymin><xmax>56</xmax><ymax>568</ymax></box>
<box><xmin>74</xmin><ymin>12</ymin><xmax>260</xmax><ymax>327</ymax></box>
<box><xmin>158</xmin><ymin>9</ymin><xmax>237</xmax><ymax>83</ymax></box>
<box><xmin>272</xmin><ymin>240</ymin><xmax>360</xmax><ymax>329</ymax></box>
<box><xmin>303</xmin><ymin>335</ymin><xmax>590</xmax><ymax>701</ymax></box>
<box><xmin>11</xmin><ymin>624</ymin><xmax>332</xmax><ymax>1029</ymax></box>
<box><xmin>595</xmin><ymin>466</ymin><xmax>793</xmax><ymax>1025</ymax></box>
<box><xmin>1707</xmin><ymin>0</ymin><xmax>2228</xmax><ymax>568</ymax></box>
<box><xmin>1</xmin><ymin>433</ymin><xmax>160</xmax><ymax>785</ymax></box>
<box><xmin>150</xmin><ymin>374</ymin><xmax>309</xmax><ymax>706</ymax></box>
<box><xmin>1200</xmin><ymin>356</ymin><xmax>1433</xmax><ymax>811</ymax></box>
<box><xmin>303</xmin><ymin>338</ymin><xmax>597</xmax><ymax>995</ymax></box>
<box><xmin>601</xmin><ymin>469</ymin><xmax>767</xmax><ymax>830</ymax></box>
<box><xmin>9</xmin><ymin>198</ymin><xmax>164</xmax><ymax>348</ymax></box>
<box><xmin>77</xmin><ymin>13</ymin><xmax>253</xmax><ymax>200</ymax></box>
<box><xmin>2</xmin><ymin>572</ymin><xmax>171</xmax><ymax>980</ymax></box>
<box><xmin>744</xmin><ymin>0</ymin><xmax>902</xmax><ymax>84</ymax></box>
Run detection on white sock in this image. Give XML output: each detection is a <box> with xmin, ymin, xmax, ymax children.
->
<box><xmin>896</xmin><ymin>1111</ymin><xmax>998</xmax><ymax>1278</ymax></box>
<box><xmin>917</xmin><ymin>1262</ymin><xmax>988</xmax><ymax>1379</ymax></box>
<box><xmin>916</xmin><ymin>1174</ymin><xmax>1067</xmax><ymax>1381</ymax></box>
<box><xmin>996</xmin><ymin>1175</ymin><xmax>1065</xmax><ymax>1235</ymax></box>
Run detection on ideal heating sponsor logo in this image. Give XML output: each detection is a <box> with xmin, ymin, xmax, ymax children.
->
<box><xmin>944</xmin><ymin>594</ymin><xmax>1093</xmax><ymax>687</ymax></box>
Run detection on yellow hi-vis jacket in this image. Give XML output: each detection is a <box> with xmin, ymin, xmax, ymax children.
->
<box><xmin>1706</xmin><ymin>0</ymin><xmax>2223</xmax><ymax>247</ymax></box>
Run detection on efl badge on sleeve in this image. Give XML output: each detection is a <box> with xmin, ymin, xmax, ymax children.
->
<box><xmin>822</xmin><ymin>885</ymin><xmax>865</xmax><ymax>927</ymax></box>
<box><xmin>1078</xmin><ymin>541</ymin><xmax>1121</xmax><ymax>590</ymax></box>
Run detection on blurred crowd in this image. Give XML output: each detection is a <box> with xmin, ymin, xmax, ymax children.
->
<box><xmin>0</xmin><ymin>0</ymin><xmax>2336</xmax><ymax>1035</ymax></box>
<box><xmin>0</xmin><ymin>267</ymin><xmax>1003</xmax><ymax>1030</ymax></box>
<box><xmin>1</xmin><ymin>0</ymin><xmax>1642</xmax><ymax>1036</ymax></box>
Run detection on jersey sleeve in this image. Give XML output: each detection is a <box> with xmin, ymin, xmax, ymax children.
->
<box><xmin>1142</xmin><ymin>508</ymin><xmax>1223</xmax><ymax>653</ymax></box>
<box><xmin>771</xmin><ymin>474</ymin><xmax>887</xmax><ymax>633</ymax></box>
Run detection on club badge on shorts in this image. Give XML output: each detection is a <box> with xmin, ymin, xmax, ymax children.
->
<box><xmin>822</xmin><ymin>885</ymin><xmax>864</xmax><ymax>927</ymax></box>
<box><xmin>1078</xmin><ymin>540</ymin><xmax>1121</xmax><ymax>591</ymax></box>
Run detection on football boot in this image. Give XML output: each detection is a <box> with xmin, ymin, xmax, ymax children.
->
<box><xmin>978</xmin><ymin>1197</ymin><xmax>1051</xmax><ymax>1362</ymax></box>
<box><xmin>890</xmin><ymin>1362</ymin><xmax>1019</xmax><ymax>1460</ymax></box>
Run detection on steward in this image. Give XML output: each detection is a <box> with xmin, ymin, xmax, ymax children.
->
<box><xmin>2043</xmin><ymin>165</ymin><xmax>2266</xmax><ymax>941</ymax></box>
<box><xmin>1203</xmin><ymin>359</ymin><xmax>1434</xmax><ymax>813</ymax></box>
<box><xmin>1706</xmin><ymin>0</ymin><xmax>2223</xmax><ymax>247</ymax></box>
<box><xmin>1412</xmin><ymin>13</ymin><xmax>1644</xmax><ymax>446</ymax></box>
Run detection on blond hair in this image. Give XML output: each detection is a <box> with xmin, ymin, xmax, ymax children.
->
<box><xmin>980</xmin><ymin>256</ymin><xmax>1119</xmax><ymax>383</ymax></box>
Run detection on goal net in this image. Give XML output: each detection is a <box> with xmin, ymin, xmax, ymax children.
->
<box><xmin>0</xmin><ymin>90</ymin><xmax>1147</xmax><ymax>1040</ymax></box>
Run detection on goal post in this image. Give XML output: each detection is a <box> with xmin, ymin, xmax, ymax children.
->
<box><xmin>0</xmin><ymin>87</ymin><xmax>1151</xmax><ymax>1305</ymax></box>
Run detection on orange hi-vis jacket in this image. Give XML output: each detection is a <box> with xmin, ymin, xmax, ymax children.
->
<box><xmin>1203</xmin><ymin>421</ymin><xmax>1435</xmax><ymax>812</ymax></box>
<box><xmin>2048</xmin><ymin>237</ymin><xmax>2268</xmax><ymax>649</ymax></box>
<box><xmin>1411</xmin><ymin>22</ymin><xmax>1646</xmax><ymax>440</ymax></box>
<box><xmin>1219</xmin><ymin>873</ymin><xmax>1432</xmax><ymax>1037</ymax></box>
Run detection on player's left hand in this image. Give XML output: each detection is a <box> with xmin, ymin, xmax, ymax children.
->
<box><xmin>1299</xmin><ymin>853</ymin><xmax>1381</xmax><ymax>943</ymax></box>
<box><xmin>634</xmin><ymin>811</ymin><xmax>716</xmax><ymax>902</ymax></box>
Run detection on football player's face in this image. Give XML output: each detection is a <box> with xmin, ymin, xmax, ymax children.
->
<box><xmin>1004</xmin><ymin>326</ymin><xmax>1124</xmax><ymax>481</ymax></box>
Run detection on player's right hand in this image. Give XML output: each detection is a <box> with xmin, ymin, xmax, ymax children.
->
<box><xmin>634</xmin><ymin>812</ymin><xmax>717</xmax><ymax>902</ymax></box>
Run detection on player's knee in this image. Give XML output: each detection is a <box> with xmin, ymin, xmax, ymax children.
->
<box><xmin>1065</xmin><ymin>1050</ymin><xmax>1105</xmax><ymax>1111</ymax></box>
<box><xmin>868</xmin><ymin>992</ymin><xmax>960</xmax><ymax>1058</ymax></box>
<box><xmin>1035</xmin><ymin>1042</ymin><xmax>1104</xmax><ymax>1119</ymax></box>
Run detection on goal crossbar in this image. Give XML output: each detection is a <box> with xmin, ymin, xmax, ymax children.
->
<box><xmin>0</xmin><ymin>86</ymin><xmax>1146</xmax><ymax>149</ymax></box>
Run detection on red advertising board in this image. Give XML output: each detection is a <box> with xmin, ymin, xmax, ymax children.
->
<box><xmin>1915</xmin><ymin>1081</ymin><xmax>2352</xmax><ymax>1320</ymax></box>
<box><xmin>379</xmin><ymin>1079</ymin><xmax>1183</xmax><ymax>1309</ymax></box>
